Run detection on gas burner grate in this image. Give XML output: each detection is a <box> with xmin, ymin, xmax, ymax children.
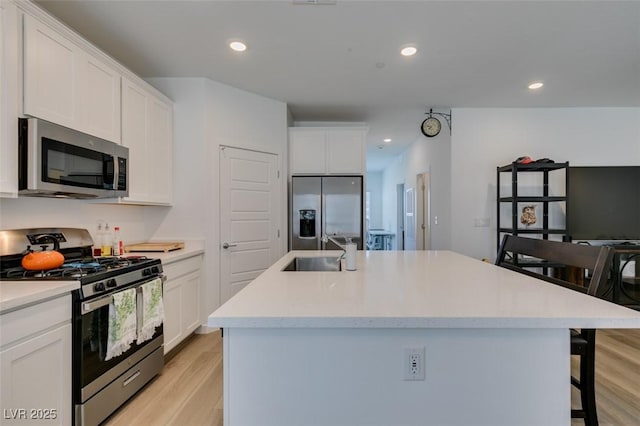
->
<box><xmin>94</xmin><ymin>256</ymin><xmax>150</xmax><ymax>268</ymax></box>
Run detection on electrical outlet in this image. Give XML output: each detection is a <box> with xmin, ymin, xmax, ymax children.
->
<box><xmin>403</xmin><ymin>347</ymin><xmax>425</xmax><ymax>381</ymax></box>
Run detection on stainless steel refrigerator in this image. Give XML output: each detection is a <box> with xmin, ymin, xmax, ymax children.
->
<box><xmin>290</xmin><ymin>176</ymin><xmax>363</xmax><ymax>250</ymax></box>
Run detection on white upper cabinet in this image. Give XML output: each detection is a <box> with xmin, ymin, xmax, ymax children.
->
<box><xmin>327</xmin><ymin>129</ymin><xmax>366</xmax><ymax>174</ymax></box>
<box><xmin>12</xmin><ymin>3</ymin><xmax>174</xmax><ymax>205</ymax></box>
<box><xmin>83</xmin><ymin>53</ymin><xmax>121</xmax><ymax>143</ymax></box>
<box><xmin>23</xmin><ymin>13</ymin><xmax>121</xmax><ymax>143</ymax></box>
<box><xmin>23</xmin><ymin>13</ymin><xmax>78</xmax><ymax>128</ymax></box>
<box><xmin>146</xmin><ymin>96</ymin><xmax>173</xmax><ymax>204</ymax></box>
<box><xmin>289</xmin><ymin>128</ymin><xmax>327</xmax><ymax>174</ymax></box>
<box><xmin>0</xmin><ymin>1</ymin><xmax>19</xmax><ymax>197</ymax></box>
<box><xmin>289</xmin><ymin>127</ymin><xmax>367</xmax><ymax>175</ymax></box>
<box><xmin>121</xmin><ymin>77</ymin><xmax>173</xmax><ymax>205</ymax></box>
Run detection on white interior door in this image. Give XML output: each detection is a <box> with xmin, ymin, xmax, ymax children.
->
<box><xmin>220</xmin><ymin>146</ymin><xmax>280</xmax><ymax>303</ymax></box>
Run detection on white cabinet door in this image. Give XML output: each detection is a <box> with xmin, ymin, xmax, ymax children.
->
<box><xmin>146</xmin><ymin>97</ymin><xmax>173</xmax><ymax>204</ymax></box>
<box><xmin>327</xmin><ymin>129</ymin><xmax>365</xmax><ymax>174</ymax></box>
<box><xmin>289</xmin><ymin>129</ymin><xmax>327</xmax><ymax>174</ymax></box>
<box><xmin>23</xmin><ymin>13</ymin><xmax>121</xmax><ymax>143</ymax></box>
<box><xmin>163</xmin><ymin>277</ymin><xmax>182</xmax><ymax>354</ymax></box>
<box><xmin>121</xmin><ymin>77</ymin><xmax>173</xmax><ymax>205</ymax></box>
<box><xmin>0</xmin><ymin>323</ymin><xmax>71</xmax><ymax>426</ymax></box>
<box><xmin>289</xmin><ymin>127</ymin><xmax>367</xmax><ymax>175</ymax></box>
<box><xmin>23</xmin><ymin>13</ymin><xmax>80</xmax><ymax>129</ymax></box>
<box><xmin>121</xmin><ymin>78</ymin><xmax>149</xmax><ymax>202</ymax></box>
<box><xmin>83</xmin><ymin>53</ymin><xmax>121</xmax><ymax>143</ymax></box>
<box><xmin>162</xmin><ymin>256</ymin><xmax>202</xmax><ymax>354</ymax></box>
<box><xmin>181</xmin><ymin>270</ymin><xmax>201</xmax><ymax>335</ymax></box>
<box><xmin>0</xmin><ymin>1</ymin><xmax>19</xmax><ymax>197</ymax></box>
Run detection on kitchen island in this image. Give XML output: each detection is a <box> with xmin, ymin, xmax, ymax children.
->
<box><xmin>208</xmin><ymin>250</ymin><xmax>640</xmax><ymax>426</ymax></box>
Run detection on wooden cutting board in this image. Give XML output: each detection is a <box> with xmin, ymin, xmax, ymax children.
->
<box><xmin>124</xmin><ymin>242</ymin><xmax>185</xmax><ymax>253</ymax></box>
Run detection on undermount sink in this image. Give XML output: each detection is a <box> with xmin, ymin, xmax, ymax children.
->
<box><xmin>282</xmin><ymin>256</ymin><xmax>342</xmax><ymax>272</ymax></box>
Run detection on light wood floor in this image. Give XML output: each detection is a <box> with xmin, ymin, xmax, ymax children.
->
<box><xmin>105</xmin><ymin>329</ymin><xmax>639</xmax><ymax>426</ymax></box>
<box><xmin>572</xmin><ymin>328</ymin><xmax>640</xmax><ymax>426</ymax></box>
<box><xmin>104</xmin><ymin>331</ymin><xmax>223</xmax><ymax>426</ymax></box>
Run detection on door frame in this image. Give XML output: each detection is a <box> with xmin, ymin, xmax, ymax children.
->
<box><xmin>396</xmin><ymin>183</ymin><xmax>405</xmax><ymax>250</ymax></box>
<box><xmin>416</xmin><ymin>172</ymin><xmax>431</xmax><ymax>250</ymax></box>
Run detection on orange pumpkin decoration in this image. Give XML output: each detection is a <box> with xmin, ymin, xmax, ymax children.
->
<box><xmin>21</xmin><ymin>250</ymin><xmax>65</xmax><ymax>271</ymax></box>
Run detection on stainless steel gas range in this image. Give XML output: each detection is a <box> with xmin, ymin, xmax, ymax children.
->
<box><xmin>0</xmin><ymin>228</ymin><xmax>164</xmax><ymax>426</ymax></box>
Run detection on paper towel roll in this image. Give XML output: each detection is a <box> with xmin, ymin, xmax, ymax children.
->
<box><xmin>345</xmin><ymin>243</ymin><xmax>357</xmax><ymax>271</ymax></box>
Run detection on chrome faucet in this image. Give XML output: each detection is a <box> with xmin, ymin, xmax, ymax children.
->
<box><xmin>322</xmin><ymin>234</ymin><xmax>347</xmax><ymax>262</ymax></box>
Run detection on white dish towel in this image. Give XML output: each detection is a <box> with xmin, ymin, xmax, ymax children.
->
<box><xmin>137</xmin><ymin>277</ymin><xmax>164</xmax><ymax>344</ymax></box>
<box><xmin>105</xmin><ymin>287</ymin><xmax>137</xmax><ymax>361</ymax></box>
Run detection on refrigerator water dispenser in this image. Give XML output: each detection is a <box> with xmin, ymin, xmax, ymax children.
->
<box><xmin>299</xmin><ymin>209</ymin><xmax>316</xmax><ymax>238</ymax></box>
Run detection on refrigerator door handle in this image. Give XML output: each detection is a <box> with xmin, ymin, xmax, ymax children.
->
<box><xmin>321</xmin><ymin>192</ymin><xmax>326</xmax><ymax>250</ymax></box>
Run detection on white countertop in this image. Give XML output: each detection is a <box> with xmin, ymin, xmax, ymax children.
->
<box><xmin>0</xmin><ymin>280</ymin><xmax>78</xmax><ymax>314</ymax></box>
<box><xmin>125</xmin><ymin>240</ymin><xmax>204</xmax><ymax>265</ymax></box>
<box><xmin>208</xmin><ymin>250</ymin><xmax>640</xmax><ymax>329</ymax></box>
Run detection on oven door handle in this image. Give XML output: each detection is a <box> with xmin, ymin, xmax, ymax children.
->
<box><xmin>82</xmin><ymin>295</ymin><xmax>113</xmax><ymax>314</ymax></box>
<box><xmin>82</xmin><ymin>275</ymin><xmax>165</xmax><ymax>314</ymax></box>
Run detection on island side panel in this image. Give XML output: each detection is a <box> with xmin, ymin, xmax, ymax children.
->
<box><xmin>223</xmin><ymin>327</ymin><xmax>569</xmax><ymax>426</ymax></box>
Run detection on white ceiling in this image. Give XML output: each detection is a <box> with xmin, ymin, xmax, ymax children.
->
<box><xmin>36</xmin><ymin>1</ymin><xmax>640</xmax><ymax>171</ymax></box>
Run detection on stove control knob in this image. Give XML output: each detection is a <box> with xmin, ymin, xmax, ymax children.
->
<box><xmin>143</xmin><ymin>268</ymin><xmax>152</xmax><ymax>276</ymax></box>
<box><xmin>151</xmin><ymin>266</ymin><xmax>160</xmax><ymax>274</ymax></box>
<box><xmin>106</xmin><ymin>279</ymin><xmax>117</xmax><ymax>288</ymax></box>
<box><xmin>94</xmin><ymin>282</ymin><xmax>105</xmax><ymax>292</ymax></box>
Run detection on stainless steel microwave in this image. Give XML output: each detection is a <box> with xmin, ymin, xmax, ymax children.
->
<box><xmin>18</xmin><ymin>118</ymin><xmax>128</xmax><ymax>199</ymax></box>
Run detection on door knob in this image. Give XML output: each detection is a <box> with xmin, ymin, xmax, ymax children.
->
<box><xmin>222</xmin><ymin>242</ymin><xmax>237</xmax><ymax>249</ymax></box>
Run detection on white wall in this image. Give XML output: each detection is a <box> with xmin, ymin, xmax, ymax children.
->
<box><xmin>0</xmin><ymin>198</ymin><xmax>160</xmax><ymax>243</ymax></box>
<box><xmin>450</xmin><ymin>107</ymin><xmax>640</xmax><ymax>261</ymax></box>
<box><xmin>148</xmin><ymin>77</ymin><xmax>288</xmax><ymax>323</ymax></box>
<box><xmin>365</xmin><ymin>171</ymin><xmax>383</xmax><ymax>229</ymax></box>
<box><xmin>380</xmin><ymin>131</ymin><xmax>452</xmax><ymax>250</ymax></box>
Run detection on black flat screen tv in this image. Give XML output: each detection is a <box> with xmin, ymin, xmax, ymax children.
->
<box><xmin>567</xmin><ymin>166</ymin><xmax>640</xmax><ymax>241</ymax></box>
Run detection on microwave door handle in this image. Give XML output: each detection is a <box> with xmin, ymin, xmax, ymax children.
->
<box><xmin>113</xmin><ymin>155</ymin><xmax>119</xmax><ymax>190</ymax></box>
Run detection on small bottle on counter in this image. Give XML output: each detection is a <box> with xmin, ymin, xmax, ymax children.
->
<box><xmin>112</xmin><ymin>226</ymin><xmax>122</xmax><ymax>256</ymax></box>
<box><xmin>93</xmin><ymin>223</ymin><xmax>103</xmax><ymax>256</ymax></box>
<box><xmin>101</xmin><ymin>223</ymin><xmax>112</xmax><ymax>256</ymax></box>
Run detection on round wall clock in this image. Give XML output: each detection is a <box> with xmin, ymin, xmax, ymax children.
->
<box><xmin>421</xmin><ymin>116</ymin><xmax>441</xmax><ymax>137</ymax></box>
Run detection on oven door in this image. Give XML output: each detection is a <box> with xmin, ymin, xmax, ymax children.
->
<box><xmin>73</xmin><ymin>279</ymin><xmax>163</xmax><ymax>403</ymax></box>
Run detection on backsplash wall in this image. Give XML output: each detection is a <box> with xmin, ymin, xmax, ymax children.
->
<box><xmin>0</xmin><ymin>197</ymin><xmax>170</xmax><ymax>246</ymax></box>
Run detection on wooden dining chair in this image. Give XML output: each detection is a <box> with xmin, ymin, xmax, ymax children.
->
<box><xmin>496</xmin><ymin>235</ymin><xmax>615</xmax><ymax>426</ymax></box>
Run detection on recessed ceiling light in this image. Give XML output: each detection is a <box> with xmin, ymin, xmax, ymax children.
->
<box><xmin>528</xmin><ymin>81</ymin><xmax>544</xmax><ymax>90</ymax></box>
<box><xmin>229</xmin><ymin>41</ymin><xmax>247</xmax><ymax>52</ymax></box>
<box><xmin>383</xmin><ymin>138</ymin><xmax>392</xmax><ymax>143</ymax></box>
<box><xmin>400</xmin><ymin>46</ymin><xmax>417</xmax><ymax>57</ymax></box>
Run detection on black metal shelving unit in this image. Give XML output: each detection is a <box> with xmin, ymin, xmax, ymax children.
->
<box><xmin>497</xmin><ymin>161</ymin><xmax>570</xmax><ymax>268</ymax></box>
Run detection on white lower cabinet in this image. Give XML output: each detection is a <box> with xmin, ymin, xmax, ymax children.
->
<box><xmin>163</xmin><ymin>256</ymin><xmax>202</xmax><ymax>354</ymax></box>
<box><xmin>0</xmin><ymin>296</ymin><xmax>72</xmax><ymax>425</ymax></box>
